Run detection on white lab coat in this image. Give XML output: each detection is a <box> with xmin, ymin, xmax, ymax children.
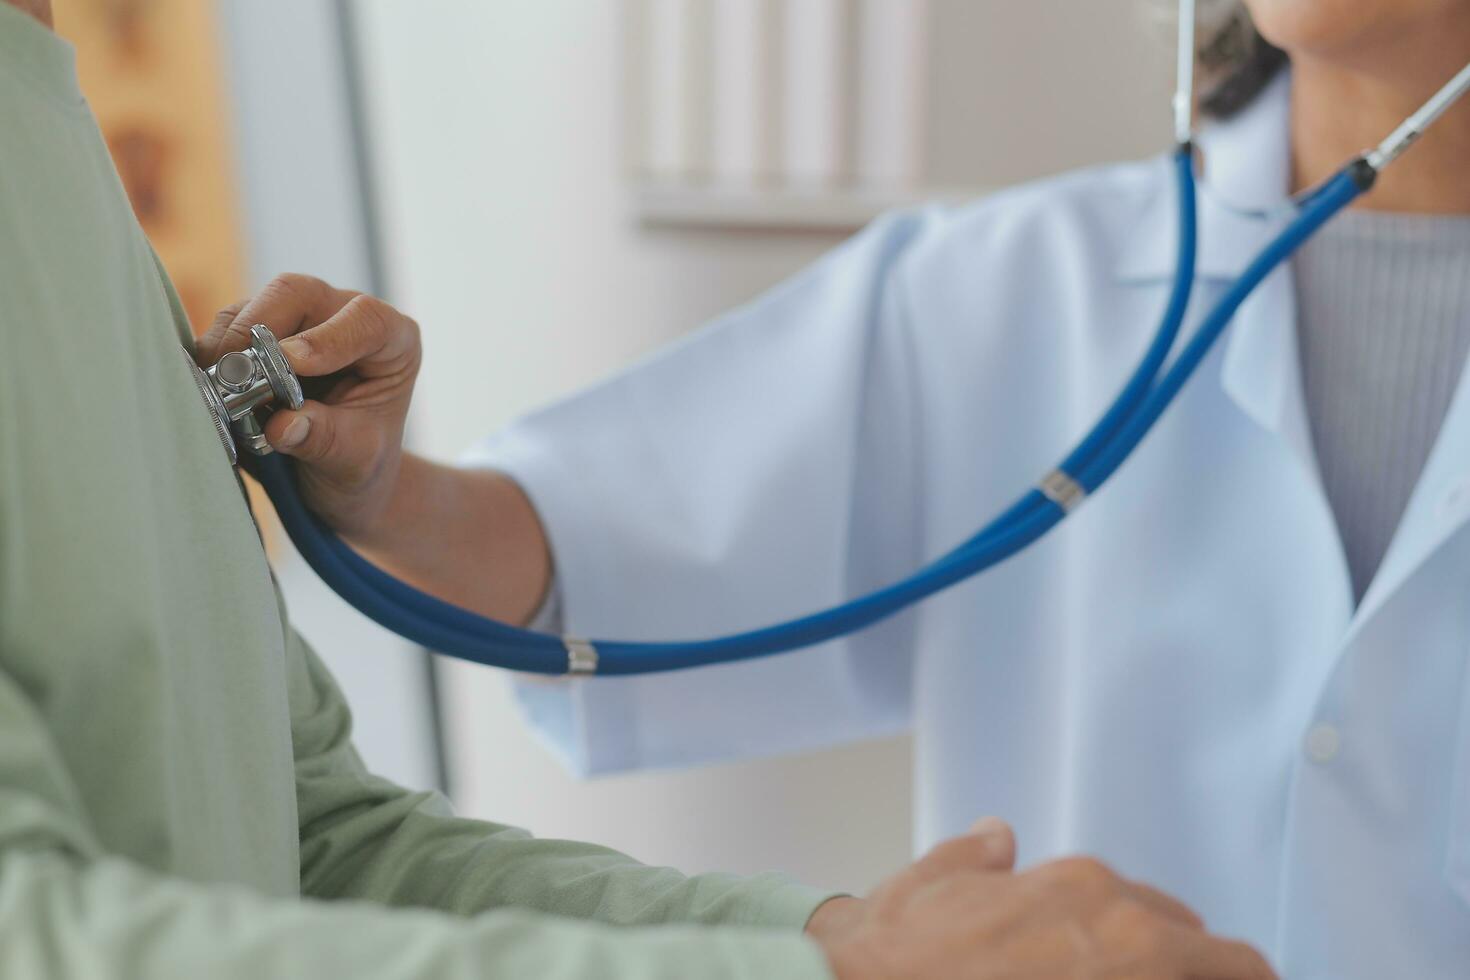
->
<box><xmin>465</xmin><ymin>76</ymin><xmax>1470</xmax><ymax>976</ymax></box>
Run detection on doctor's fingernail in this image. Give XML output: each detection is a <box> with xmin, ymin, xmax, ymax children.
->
<box><xmin>279</xmin><ymin>336</ymin><xmax>309</xmax><ymax>361</ymax></box>
<box><xmin>277</xmin><ymin>416</ymin><xmax>310</xmax><ymax>449</ymax></box>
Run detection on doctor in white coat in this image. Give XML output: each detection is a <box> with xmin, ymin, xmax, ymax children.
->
<box><xmin>204</xmin><ymin>1</ymin><xmax>1470</xmax><ymax>976</ymax></box>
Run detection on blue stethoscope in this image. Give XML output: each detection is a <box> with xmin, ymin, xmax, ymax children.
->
<box><xmin>194</xmin><ymin>1</ymin><xmax>1470</xmax><ymax>676</ymax></box>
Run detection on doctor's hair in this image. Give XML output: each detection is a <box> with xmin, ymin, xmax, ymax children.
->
<box><xmin>1153</xmin><ymin>0</ymin><xmax>1288</xmax><ymax>118</ymax></box>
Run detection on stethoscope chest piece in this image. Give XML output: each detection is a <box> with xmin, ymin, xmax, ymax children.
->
<box><xmin>186</xmin><ymin>323</ymin><xmax>303</xmax><ymax>467</ymax></box>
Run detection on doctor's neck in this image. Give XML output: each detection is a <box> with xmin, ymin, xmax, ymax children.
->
<box><xmin>3</xmin><ymin>0</ymin><xmax>52</xmax><ymax>28</ymax></box>
<box><xmin>1287</xmin><ymin>36</ymin><xmax>1470</xmax><ymax>214</ymax></box>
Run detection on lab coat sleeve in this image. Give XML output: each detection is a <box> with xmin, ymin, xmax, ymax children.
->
<box><xmin>0</xmin><ymin>648</ymin><xmax>834</xmax><ymax>980</ymax></box>
<box><xmin>287</xmin><ymin>625</ymin><xmax>838</xmax><ymax>931</ymax></box>
<box><xmin>464</xmin><ymin>209</ymin><xmax>940</xmax><ymax>774</ymax></box>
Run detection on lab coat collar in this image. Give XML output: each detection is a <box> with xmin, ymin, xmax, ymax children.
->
<box><xmin>1116</xmin><ymin>72</ymin><xmax>1313</xmax><ymax>450</ymax></box>
<box><xmin>1116</xmin><ymin>72</ymin><xmax>1327</xmax><ymax>576</ymax></box>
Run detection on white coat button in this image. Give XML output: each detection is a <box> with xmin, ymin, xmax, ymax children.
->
<box><xmin>1304</xmin><ymin>724</ymin><xmax>1341</xmax><ymax>764</ymax></box>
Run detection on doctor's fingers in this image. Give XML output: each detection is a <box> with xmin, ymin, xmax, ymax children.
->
<box><xmin>195</xmin><ymin>300</ymin><xmax>246</xmax><ymax>365</ymax></box>
<box><xmin>276</xmin><ymin>293</ymin><xmax>421</xmax><ymax>382</ymax></box>
<box><xmin>198</xmin><ymin>273</ymin><xmax>363</xmax><ymax>365</ymax></box>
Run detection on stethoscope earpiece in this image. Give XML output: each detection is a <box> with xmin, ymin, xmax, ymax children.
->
<box><xmin>187</xmin><ymin>323</ymin><xmax>304</xmax><ymax>467</ymax></box>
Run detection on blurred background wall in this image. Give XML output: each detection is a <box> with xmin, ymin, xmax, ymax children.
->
<box><xmin>56</xmin><ymin>0</ymin><xmax>1172</xmax><ymax>897</ymax></box>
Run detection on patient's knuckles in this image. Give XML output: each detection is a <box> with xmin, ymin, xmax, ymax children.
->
<box><xmin>924</xmin><ymin>870</ymin><xmax>986</xmax><ymax>907</ymax></box>
<box><xmin>1094</xmin><ymin>898</ymin><xmax>1173</xmax><ymax>959</ymax></box>
<box><xmin>919</xmin><ymin>835</ymin><xmax>984</xmax><ymax>875</ymax></box>
<box><xmin>1044</xmin><ymin>856</ymin><xmax>1119</xmax><ymax>900</ymax></box>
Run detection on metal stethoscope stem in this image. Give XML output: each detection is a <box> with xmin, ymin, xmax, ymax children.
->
<box><xmin>195</xmin><ymin>2</ymin><xmax>1470</xmax><ymax>675</ymax></box>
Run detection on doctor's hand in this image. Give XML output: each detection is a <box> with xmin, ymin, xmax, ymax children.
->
<box><xmin>806</xmin><ymin>818</ymin><xmax>1275</xmax><ymax>980</ymax></box>
<box><xmin>198</xmin><ymin>274</ymin><xmax>420</xmax><ymax>536</ymax></box>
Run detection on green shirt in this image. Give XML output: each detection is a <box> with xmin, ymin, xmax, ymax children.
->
<box><xmin>0</xmin><ymin>8</ymin><xmax>833</xmax><ymax>977</ymax></box>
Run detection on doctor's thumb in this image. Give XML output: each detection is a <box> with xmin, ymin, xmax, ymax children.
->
<box><xmin>264</xmin><ymin>404</ymin><xmax>337</xmax><ymax>464</ymax></box>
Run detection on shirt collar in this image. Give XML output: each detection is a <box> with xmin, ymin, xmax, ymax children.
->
<box><xmin>1117</xmin><ymin>71</ymin><xmax>1294</xmax><ymax>284</ymax></box>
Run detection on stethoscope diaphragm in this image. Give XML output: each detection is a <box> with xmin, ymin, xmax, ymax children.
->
<box><xmin>187</xmin><ymin>323</ymin><xmax>304</xmax><ymax>466</ymax></box>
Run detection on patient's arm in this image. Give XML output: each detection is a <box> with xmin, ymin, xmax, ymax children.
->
<box><xmin>0</xmin><ymin>659</ymin><xmax>829</xmax><ymax>980</ymax></box>
<box><xmin>285</xmin><ymin>621</ymin><xmax>827</xmax><ymax>927</ymax></box>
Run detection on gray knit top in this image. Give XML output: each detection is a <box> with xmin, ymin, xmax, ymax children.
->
<box><xmin>1293</xmin><ymin>210</ymin><xmax>1470</xmax><ymax>602</ymax></box>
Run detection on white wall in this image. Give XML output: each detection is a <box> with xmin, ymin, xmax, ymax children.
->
<box><xmin>350</xmin><ymin>0</ymin><xmax>1171</xmax><ymax>895</ymax></box>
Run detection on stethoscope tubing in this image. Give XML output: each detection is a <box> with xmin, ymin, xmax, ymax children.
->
<box><xmin>247</xmin><ymin>148</ymin><xmax>1368</xmax><ymax>675</ymax></box>
<box><xmin>252</xmin><ymin>450</ymin><xmax>1062</xmax><ymax>673</ymax></box>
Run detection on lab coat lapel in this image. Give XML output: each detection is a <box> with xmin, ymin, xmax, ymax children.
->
<box><xmin>1216</xmin><ymin>248</ymin><xmax>1317</xmax><ymax>471</ymax></box>
<box><xmin>1120</xmin><ymin>73</ymin><xmax>1324</xmax><ymax>475</ymax></box>
<box><xmin>1199</xmin><ymin>75</ymin><xmax>1321</xmax><ymax>470</ymax></box>
<box><xmin>1118</xmin><ymin>73</ymin><xmax>1348</xmax><ymax>595</ymax></box>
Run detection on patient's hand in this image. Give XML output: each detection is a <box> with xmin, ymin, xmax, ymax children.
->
<box><xmin>807</xmin><ymin>818</ymin><xmax>1275</xmax><ymax>980</ymax></box>
<box><xmin>198</xmin><ymin>274</ymin><xmax>420</xmax><ymax>536</ymax></box>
